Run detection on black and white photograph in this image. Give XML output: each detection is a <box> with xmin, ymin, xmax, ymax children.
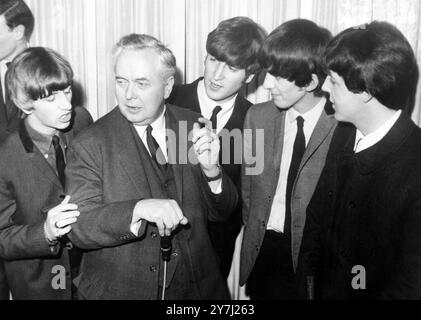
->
<box><xmin>0</xmin><ymin>0</ymin><xmax>420</xmax><ymax>308</ymax></box>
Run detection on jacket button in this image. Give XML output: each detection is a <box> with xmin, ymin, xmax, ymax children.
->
<box><xmin>328</xmin><ymin>191</ymin><xmax>333</xmax><ymax>197</ymax></box>
<box><xmin>255</xmin><ymin>245</ymin><xmax>259</xmax><ymax>252</ymax></box>
<box><xmin>261</xmin><ymin>220</ymin><xmax>266</xmax><ymax>227</ymax></box>
<box><xmin>150</xmin><ymin>232</ymin><xmax>157</xmax><ymax>239</ymax></box>
<box><xmin>349</xmin><ymin>201</ymin><xmax>356</xmax><ymax>209</ymax></box>
<box><xmin>149</xmin><ymin>265</ymin><xmax>157</xmax><ymax>272</ymax></box>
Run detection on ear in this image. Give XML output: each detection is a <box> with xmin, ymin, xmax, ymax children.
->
<box><xmin>360</xmin><ymin>91</ymin><xmax>373</xmax><ymax>104</ymax></box>
<box><xmin>16</xmin><ymin>98</ymin><xmax>34</xmax><ymax>115</ymax></box>
<box><xmin>12</xmin><ymin>25</ymin><xmax>26</xmax><ymax>41</ymax></box>
<box><xmin>244</xmin><ymin>74</ymin><xmax>255</xmax><ymax>84</ymax></box>
<box><xmin>305</xmin><ymin>74</ymin><xmax>319</xmax><ymax>92</ymax></box>
<box><xmin>163</xmin><ymin>76</ymin><xmax>175</xmax><ymax>99</ymax></box>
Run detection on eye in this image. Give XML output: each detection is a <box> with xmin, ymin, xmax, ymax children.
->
<box><xmin>135</xmin><ymin>81</ymin><xmax>149</xmax><ymax>89</ymax></box>
<box><xmin>63</xmin><ymin>86</ymin><xmax>72</xmax><ymax>95</ymax></box>
<box><xmin>228</xmin><ymin>65</ymin><xmax>239</xmax><ymax>72</ymax></box>
<box><xmin>44</xmin><ymin>94</ymin><xmax>56</xmax><ymax>102</ymax></box>
<box><xmin>116</xmin><ymin>78</ymin><xmax>128</xmax><ymax>87</ymax></box>
<box><xmin>208</xmin><ymin>56</ymin><xmax>216</xmax><ymax>62</ymax></box>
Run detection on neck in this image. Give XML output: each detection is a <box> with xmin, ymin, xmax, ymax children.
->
<box><xmin>355</xmin><ymin>104</ymin><xmax>397</xmax><ymax>136</ymax></box>
<box><xmin>4</xmin><ymin>41</ymin><xmax>27</xmax><ymax>62</ymax></box>
<box><xmin>292</xmin><ymin>93</ymin><xmax>322</xmax><ymax>114</ymax></box>
<box><xmin>25</xmin><ymin>117</ymin><xmax>58</xmax><ymax>137</ymax></box>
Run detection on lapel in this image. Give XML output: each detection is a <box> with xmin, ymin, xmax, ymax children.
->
<box><xmin>222</xmin><ymin>95</ymin><xmax>251</xmax><ymax>132</ymax></box>
<box><xmin>112</xmin><ymin>109</ymin><xmax>153</xmax><ymax>198</ymax></box>
<box><xmin>165</xmin><ymin>106</ymin><xmax>184</xmax><ymax>207</ymax></box>
<box><xmin>298</xmin><ymin>100</ymin><xmax>337</xmax><ymax>173</ymax></box>
<box><xmin>272</xmin><ymin>107</ymin><xmax>286</xmax><ymax>171</ymax></box>
<box><xmin>18</xmin><ymin>121</ymin><xmax>63</xmax><ymax>190</ymax></box>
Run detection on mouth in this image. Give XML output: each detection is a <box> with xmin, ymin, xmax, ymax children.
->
<box><xmin>209</xmin><ymin>81</ymin><xmax>223</xmax><ymax>91</ymax></box>
<box><xmin>126</xmin><ymin>105</ymin><xmax>143</xmax><ymax>112</ymax></box>
<box><xmin>59</xmin><ymin>112</ymin><xmax>72</xmax><ymax>122</ymax></box>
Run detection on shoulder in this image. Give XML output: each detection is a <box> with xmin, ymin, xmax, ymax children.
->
<box><xmin>0</xmin><ymin>129</ymin><xmax>23</xmax><ymax>166</ymax></box>
<box><xmin>71</xmin><ymin>107</ymin><xmax>119</xmax><ymax>148</ymax></box>
<box><xmin>167</xmin><ymin>78</ymin><xmax>201</xmax><ymax>106</ymax></box>
<box><xmin>166</xmin><ymin>103</ymin><xmax>201</xmax><ymax>123</ymax></box>
<box><xmin>235</xmin><ymin>95</ymin><xmax>253</xmax><ymax>109</ymax></box>
<box><xmin>68</xmin><ymin>106</ymin><xmax>94</xmax><ymax>136</ymax></box>
<box><xmin>245</xmin><ymin>100</ymin><xmax>280</xmax><ymax>125</ymax></box>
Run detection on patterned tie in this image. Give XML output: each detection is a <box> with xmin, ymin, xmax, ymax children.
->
<box><xmin>285</xmin><ymin>116</ymin><xmax>305</xmax><ymax>238</ymax></box>
<box><xmin>146</xmin><ymin>125</ymin><xmax>167</xmax><ymax>171</ymax></box>
<box><xmin>52</xmin><ymin>135</ymin><xmax>66</xmax><ymax>187</ymax></box>
<box><xmin>210</xmin><ymin>106</ymin><xmax>222</xmax><ymax>130</ymax></box>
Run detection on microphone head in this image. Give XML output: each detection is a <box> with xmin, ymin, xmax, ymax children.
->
<box><xmin>160</xmin><ymin>235</ymin><xmax>172</xmax><ymax>262</ymax></box>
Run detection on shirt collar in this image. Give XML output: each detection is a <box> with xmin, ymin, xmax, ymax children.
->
<box><xmin>286</xmin><ymin>97</ymin><xmax>326</xmax><ymax>127</ymax></box>
<box><xmin>134</xmin><ymin>105</ymin><xmax>166</xmax><ymax>139</ymax></box>
<box><xmin>354</xmin><ymin>110</ymin><xmax>401</xmax><ymax>153</ymax></box>
<box><xmin>197</xmin><ymin>79</ymin><xmax>237</xmax><ymax>112</ymax></box>
<box><xmin>24</xmin><ymin>119</ymin><xmax>65</xmax><ymax>155</ymax></box>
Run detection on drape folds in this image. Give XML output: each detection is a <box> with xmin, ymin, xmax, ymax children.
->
<box><xmin>26</xmin><ymin>0</ymin><xmax>421</xmax><ymax>123</ymax></box>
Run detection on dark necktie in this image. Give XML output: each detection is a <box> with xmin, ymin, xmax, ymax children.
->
<box><xmin>285</xmin><ymin>116</ymin><xmax>305</xmax><ymax>238</ymax></box>
<box><xmin>0</xmin><ymin>63</ymin><xmax>8</xmax><ymax>127</ymax></box>
<box><xmin>52</xmin><ymin>135</ymin><xmax>66</xmax><ymax>188</ymax></box>
<box><xmin>146</xmin><ymin>125</ymin><xmax>167</xmax><ymax>172</ymax></box>
<box><xmin>210</xmin><ymin>106</ymin><xmax>222</xmax><ymax>130</ymax></box>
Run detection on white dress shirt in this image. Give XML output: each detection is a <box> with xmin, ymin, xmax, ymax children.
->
<box><xmin>354</xmin><ymin>110</ymin><xmax>401</xmax><ymax>153</ymax></box>
<box><xmin>134</xmin><ymin>106</ymin><xmax>168</xmax><ymax>162</ymax></box>
<box><xmin>197</xmin><ymin>79</ymin><xmax>237</xmax><ymax>133</ymax></box>
<box><xmin>267</xmin><ymin>97</ymin><xmax>326</xmax><ymax>232</ymax></box>
<box><xmin>1</xmin><ymin>60</ymin><xmax>10</xmax><ymax>102</ymax></box>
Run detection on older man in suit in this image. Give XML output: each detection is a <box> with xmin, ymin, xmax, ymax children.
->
<box><xmin>0</xmin><ymin>47</ymin><xmax>93</xmax><ymax>299</ymax></box>
<box><xmin>65</xmin><ymin>34</ymin><xmax>238</xmax><ymax>300</ymax></box>
<box><xmin>240</xmin><ymin>19</ymin><xmax>335</xmax><ymax>300</ymax></box>
<box><xmin>167</xmin><ymin>17</ymin><xmax>266</xmax><ymax>279</ymax></box>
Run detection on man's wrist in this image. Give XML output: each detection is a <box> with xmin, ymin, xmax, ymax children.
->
<box><xmin>203</xmin><ymin>164</ymin><xmax>222</xmax><ymax>181</ymax></box>
<box><xmin>43</xmin><ymin>222</ymin><xmax>58</xmax><ymax>246</ymax></box>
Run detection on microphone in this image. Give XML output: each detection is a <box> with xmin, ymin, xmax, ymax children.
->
<box><xmin>306</xmin><ymin>276</ymin><xmax>315</xmax><ymax>300</ymax></box>
<box><xmin>160</xmin><ymin>235</ymin><xmax>172</xmax><ymax>262</ymax></box>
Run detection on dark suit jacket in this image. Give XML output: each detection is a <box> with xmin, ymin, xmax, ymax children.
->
<box><xmin>0</xmin><ymin>106</ymin><xmax>92</xmax><ymax>300</ymax></box>
<box><xmin>167</xmin><ymin>77</ymin><xmax>252</xmax><ymax>186</ymax></box>
<box><xmin>299</xmin><ymin>113</ymin><xmax>421</xmax><ymax>299</ymax></box>
<box><xmin>65</xmin><ymin>104</ymin><xmax>238</xmax><ymax>300</ymax></box>
<box><xmin>167</xmin><ymin>78</ymin><xmax>251</xmax><ymax>277</ymax></box>
<box><xmin>240</xmin><ymin>100</ymin><xmax>337</xmax><ymax>286</ymax></box>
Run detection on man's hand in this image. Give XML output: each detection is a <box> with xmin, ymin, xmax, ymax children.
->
<box><xmin>192</xmin><ymin>117</ymin><xmax>220</xmax><ymax>177</ymax></box>
<box><xmin>133</xmin><ymin>199</ymin><xmax>188</xmax><ymax>236</ymax></box>
<box><xmin>44</xmin><ymin>195</ymin><xmax>80</xmax><ymax>243</ymax></box>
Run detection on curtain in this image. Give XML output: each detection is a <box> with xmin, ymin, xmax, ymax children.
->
<box><xmin>23</xmin><ymin>0</ymin><xmax>421</xmax><ymax>300</ymax></box>
<box><xmin>25</xmin><ymin>0</ymin><xmax>421</xmax><ymax>122</ymax></box>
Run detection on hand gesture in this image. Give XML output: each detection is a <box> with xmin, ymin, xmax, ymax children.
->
<box><xmin>44</xmin><ymin>195</ymin><xmax>80</xmax><ymax>243</ymax></box>
<box><xmin>134</xmin><ymin>199</ymin><xmax>188</xmax><ymax>236</ymax></box>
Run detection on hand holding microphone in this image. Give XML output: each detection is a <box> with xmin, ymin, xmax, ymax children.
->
<box><xmin>133</xmin><ymin>199</ymin><xmax>188</xmax><ymax>237</ymax></box>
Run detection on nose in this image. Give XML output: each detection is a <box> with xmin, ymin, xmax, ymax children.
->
<box><xmin>213</xmin><ymin>62</ymin><xmax>226</xmax><ymax>81</ymax></box>
<box><xmin>125</xmin><ymin>82</ymin><xmax>137</xmax><ymax>100</ymax></box>
<box><xmin>322</xmin><ymin>77</ymin><xmax>331</xmax><ymax>94</ymax></box>
<box><xmin>263</xmin><ymin>73</ymin><xmax>275</xmax><ymax>90</ymax></box>
<box><xmin>57</xmin><ymin>91</ymin><xmax>72</xmax><ymax>111</ymax></box>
